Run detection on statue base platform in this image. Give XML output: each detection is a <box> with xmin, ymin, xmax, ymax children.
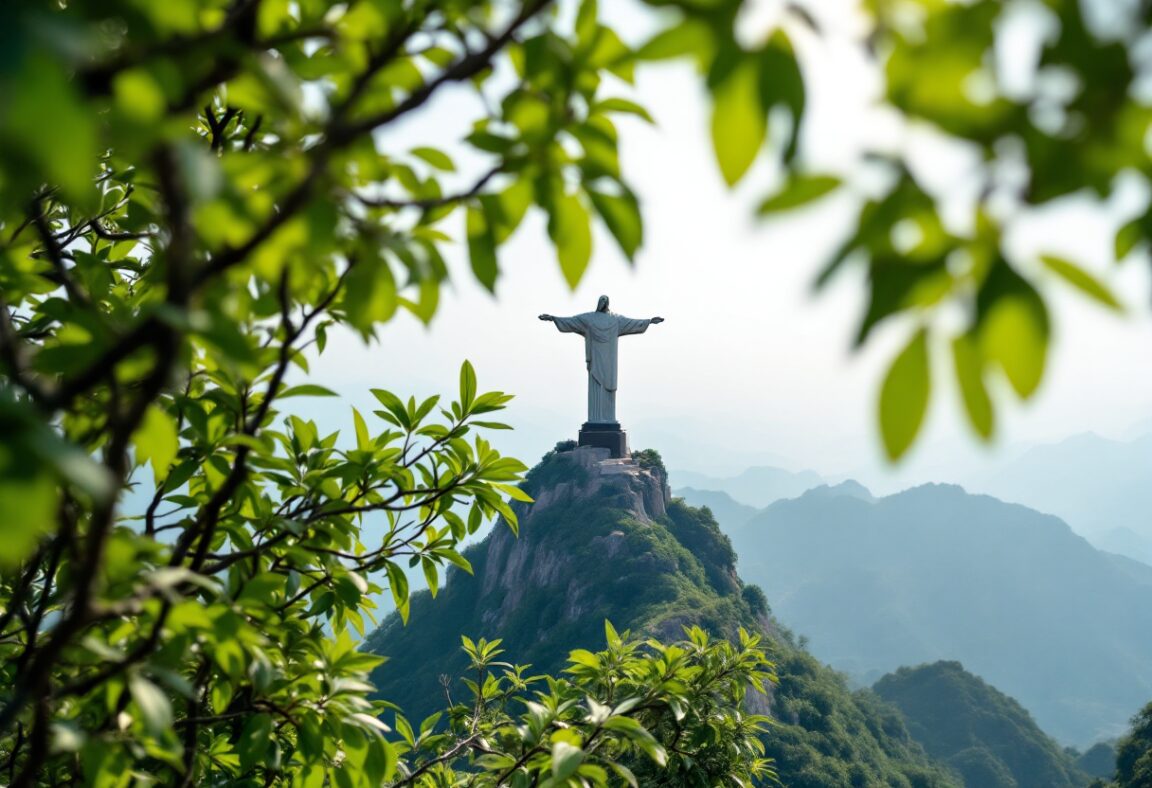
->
<box><xmin>578</xmin><ymin>422</ymin><xmax>629</xmax><ymax>459</ymax></box>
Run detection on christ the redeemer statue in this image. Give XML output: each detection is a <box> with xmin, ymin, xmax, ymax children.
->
<box><xmin>539</xmin><ymin>296</ymin><xmax>663</xmax><ymax>443</ymax></box>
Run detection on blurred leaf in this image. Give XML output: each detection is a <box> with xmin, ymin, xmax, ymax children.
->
<box><xmin>977</xmin><ymin>263</ymin><xmax>1050</xmax><ymax>399</ymax></box>
<box><xmin>758</xmin><ymin>175</ymin><xmax>840</xmax><ymax>214</ymax></box>
<box><xmin>589</xmin><ymin>189</ymin><xmax>642</xmax><ymax>260</ymax></box>
<box><xmin>552</xmin><ymin>740</ymin><xmax>584</xmax><ymax>780</ymax></box>
<box><xmin>0</xmin><ymin>456</ymin><xmax>56</xmax><ymax>569</ymax></box>
<box><xmin>1039</xmin><ymin>255</ymin><xmax>1122</xmax><ymax>311</ymax></box>
<box><xmin>128</xmin><ymin>675</ymin><xmax>173</xmax><ymax>737</ymax></box>
<box><xmin>710</xmin><ymin>59</ymin><xmax>766</xmax><ymax>186</ymax></box>
<box><xmin>2</xmin><ymin>55</ymin><xmax>97</xmax><ymax>203</ymax></box>
<box><xmin>279</xmin><ymin>384</ymin><xmax>339</xmax><ymax>398</ymax></box>
<box><xmin>549</xmin><ymin>193</ymin><xmax>593</xmax><ymax>288</ymax></box>
<box><xmin>951</xmin><ymin>333</ymin><xmax>994</xmax><ymax>439</ymax></box>
<box><xmin>467</xmin><ymin>203</ymin><xmax>499</xmax><ymax>292</ymax></box>
<box><xmin>238</xmin><ymin>713</ymin><xmax>274</xmax><ymax>771</ymax></box>
<box><xmin>879</xmin><ymin>328</ymin><xmax>931</xmax><ymax>461</ymax></box>
<box><xmin>132</xmin><ymin>405</ymin><xmax>179</xmax><ymax>485</ymax></box>
<box><xmin>343</xmin><ymin>253</ymin><xmax>398</xmax><ymax>334</ymax></box>
<box><xmin>411</xmin><ymin>147</ymin><xmax>454</xmax><ymax>171</ymax></box>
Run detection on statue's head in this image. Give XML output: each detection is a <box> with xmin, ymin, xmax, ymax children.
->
<box><xmin>596</xmin><ymin>295</ymin><xmax>610</xmax><ymax>312</ymax></box>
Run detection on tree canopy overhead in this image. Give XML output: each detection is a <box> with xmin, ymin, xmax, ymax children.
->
<box><xmin>1</xmin><ymin>0</ymin><xmax>1150</xmax><ymax>783</ymax></box>
<box><xmin>0</xmin><ymin>0</ymin><xmax>784</xmax><ymax>784</ymax></box>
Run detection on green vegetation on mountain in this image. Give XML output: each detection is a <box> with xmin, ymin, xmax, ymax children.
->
<box><xmin>1096</xmin><ymin>701</ymin><xmax>1152</xmax><ymax>788</ymax></box>
<box><xmin>674</xmin><ymin>487</ymin><xmax>760</xmax><ymax>532</ymax></box>
<box><xmin>367</xmin><ymin>449</ymin><xmax>957</xmax><ymax>786</ymax></box>
<box><xmin>727</xmin><ymin>482</ymin><xmax>1152</xmax><ymax>745</ymax></box>
<box><xmin>873</xmin><ymin>661</ymin><xmax>1090</xmax><ymax>787</ymax></box>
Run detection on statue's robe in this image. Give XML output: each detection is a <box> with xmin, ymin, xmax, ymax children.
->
<box><xmin>552</xmin><ymin>311</ymin><xmax>652</xmax><ymax>424</ymax></box>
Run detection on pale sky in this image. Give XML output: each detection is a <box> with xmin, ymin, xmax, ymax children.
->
<box><xmin>298</xmin><ymin>0</ymin><xmax>1152</xmax><ymax>494</ymax></box>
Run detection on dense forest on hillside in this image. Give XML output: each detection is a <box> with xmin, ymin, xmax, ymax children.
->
<box><xmin>874</xmin><ymin>661</ymin><xmax>1091</xmax><ymax>788</ymax></box>
<box><xmin>366</xmin><ymin>449</ymin><xmax>956</xmax><ymax>786</ymax></box>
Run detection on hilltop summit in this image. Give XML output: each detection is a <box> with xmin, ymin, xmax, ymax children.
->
<box><xmin>366</xmin><ymin>445</ymin><xmax>956</xmax><ymax>786</ymax></box>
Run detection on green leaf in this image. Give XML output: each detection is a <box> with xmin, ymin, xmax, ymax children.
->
<box><xmin>549</xmin><ymin>193</ymin><xmax>593</xmax><ymax>288</ymax></box>
<box><xmin>113</xmin><ymin>68</ymin><xmax>167</xmax><ymax>123</ymax></box>
<box><xmin>494</xmin><ymin>179</ymin><xmax>533</xmax><ymax>243</ymax></box>
<box><xmin>401</xmin><ymin>278</ymin><xmax>440</xmax><ymax>325</ymax></box>
<box><xmin>951</xmin><ymin>333</ymin><xmax>994</xmax><ymax>439</ymax></box>
<box><xmin>637</xmin><ymin>19</ymin><xmax>713</xmax><ymax>62</ymax></box>
<box><xmin>411</xmin><ymin>147</ymin><xmax>454</xmax><ymax>171</ymax></box>
<box><xmin>128</xmin><ymin>675</ymin><xmax>173</xmax><ymax>737</ymax></box>
<box><xmin>551</xmin><ymin>740</ymin><xmax>584</xmax><ymax>780</ymax></box>
<box><xmin>343</xmin><ymin>253</ymin><xmax>398</xmax><ymax>334</ymax></box>
<box><xmin>757</xmin><ymin>175</ymin><xmax>840</xmax><ymax>214</ymax></box>
<box><xmin>1039</xmin><ymin>255</ymin><xmax>1123</xmax><ymax>311</ymax></box>
<box><xmin>0</xmin><ymin>458</ymin><xmax>57</xmax><ymax>569</ymax></box>
<box><xmin>279</xmin><ymin>384</ymin><xmax>339</xmax><ymax>398</ymax></box>
<box><xmin>1115</xmin><ymin>218</ymin><xmax>1142</xmax><ymax>260</ymax></box>
<box><xmin>467</xmin><ymin>204</ymin><xmax>499</xmax><ymax>292</ymax></box>
<box><xmin>238</xmin><ymin>713</ymin><xmax>274</xmax><ymax>771</ymax></box>
<box><xmin>3</xmin><ymin>55</ymin><xmax>97</xmax><ymax>203</ymax></box>
<box><xmin>460</xmin><ymin>360</ymin><xmax>477</xmax><ymax>412</ymax></box>
<box><xmin>385</xmin><ymin>562</ymin><xmax>410</xmax><ymax>624</ymax></box>
<box><xmin>978</xmin><ymin>263</ymin><xmax>1050</xmax><ymax>399</ymax></box>
<box><xmin>576</xmin><ymin>0</ymin><xmax>598</xmax><ymax>47</ymax></box>
<box><xmin>589</xmin><ymin>189</ymin><xmax>642</xmax><ymax>260</ymax></box>
<box><xmin>593</xmin><ymin>98</ymin><xmax>654</xmax><ymax>123</ymax></box>
<box><xmin>610</xmin><ymin>762</ymin><xmax>640</xmax><ymax>788</ymax></box>
<box><xmin>602</xmin><ymin>716</ymin><xmax>666</xmax><ymax>766</ymax></box>
<box><xmin>710</xmin><ymin>59</ymin><xmax>766</xmax><ymax>186</ymax></box>
<box><xmin>132</xmin><ymin>405</ymin><xmax>179</xmax><ymax>485</ymax></box>
<box><xmin>422</xmin><ymin>557</ymin><xmax>439</xmax><ymax>598</ymax></box>
<box><xmin>352</xmin><ymin>407</ymin><xmax>371</xmax><ymax>450</ymax></box>
<box><xmin>878</xmin><ymin>328</ymin><xmax>931</xmax><ymax>461</ymax></box>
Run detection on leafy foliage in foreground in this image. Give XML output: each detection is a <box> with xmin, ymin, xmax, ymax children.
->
<box><xmin>1</xmin><ymin>363</ymin><xmax>530</xmax><ymax>786</ymax></box>
<box><xmin>0</xmin><ymin>0</ymin><xmax>787</xmax><ymax>783</ymax></box>
<box><xmin>1093</xmin><ymin>700</ymin><xmax>1152</xmax><ymax>788</ymax></box>
<box><xmin>387</xmin><ymin>625</ymin><xmax>776</xmax><ymax>786</ymax></box>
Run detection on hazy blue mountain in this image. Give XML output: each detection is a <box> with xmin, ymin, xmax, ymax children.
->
<box><xmin>1096</xmin><ymin>527</ymin><xmax>1152</xmax><ymax>566</ymax></box>
<box><xmin>366</xmin><ymin>449</ymin><xmax>956</xmax><ymax>786</ymax></box>
<box><xmin>971</xmin><ymin>433</ymin><xmax>1152</xmax><ymax>562</ymax></box>
<box><xmin>874</xmin><ymin>661</ymin><xmax>1090</xmax><ymax>787</ymax></box>
<box><xmin>730</xmin><ymin>483</ymin><xmax>1152</xmax><ymax>745</ymax></box>
<box><xmin>670</xmin><ymin>465</ymin><xmax>825</xmax><ymax>508</ymax></box>
<box><xmin>673</xmin><ymin>487</ymin><xmax>759</xmax><ymax>531</ymax></box>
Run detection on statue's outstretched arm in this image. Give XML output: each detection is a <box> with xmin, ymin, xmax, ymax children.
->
<box><xmin>544</xmin><ymin>314</ymin><xmax>585</xmax><ymax>334</ymax></box>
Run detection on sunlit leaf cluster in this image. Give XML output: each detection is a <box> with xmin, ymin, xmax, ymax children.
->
<box><xmin>385</xmin><ymin>624</ymin><xmax>776</xmax><ymax>787</ymax></box>
<box><xmin>781</xmin><ymin>0</ymin><xmax>1145</xmax><ymax>458</ymax></box>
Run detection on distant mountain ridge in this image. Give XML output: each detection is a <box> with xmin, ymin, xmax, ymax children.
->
<box><xmin>723</xmin><ymin>482</ymin><xmax>1152</xmax><ymax>745</ymax></box>
<box><xmin>970</xmin><ymin>432</ymin><xmax>1152</xmax><ymax>565</ymax></box>
<box><xmin>670</xmin><ymin>465</ymin><xmax>825</xmax><ymax>508</ymax></box>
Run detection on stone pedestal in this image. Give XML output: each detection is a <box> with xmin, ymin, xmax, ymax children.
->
<box><xmin>578</xmin><ymin>422</ymin><xmax>629</xmax><ymax>459</ymax></box>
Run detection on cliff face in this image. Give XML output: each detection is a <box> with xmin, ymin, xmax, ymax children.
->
<box><xmin>365</xmin><ymin>446</ymin><xmax>956</xmax><ymax>787</ymax></box>
<box><xmin>475</xmin><ymin>447</ymin><xmax>695</xmax><ymax>637</ymax></box>
<box><xmin>365</xmin><ymin>446</ymin><xmax>754</xmax><ymax>716</ymax></box>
